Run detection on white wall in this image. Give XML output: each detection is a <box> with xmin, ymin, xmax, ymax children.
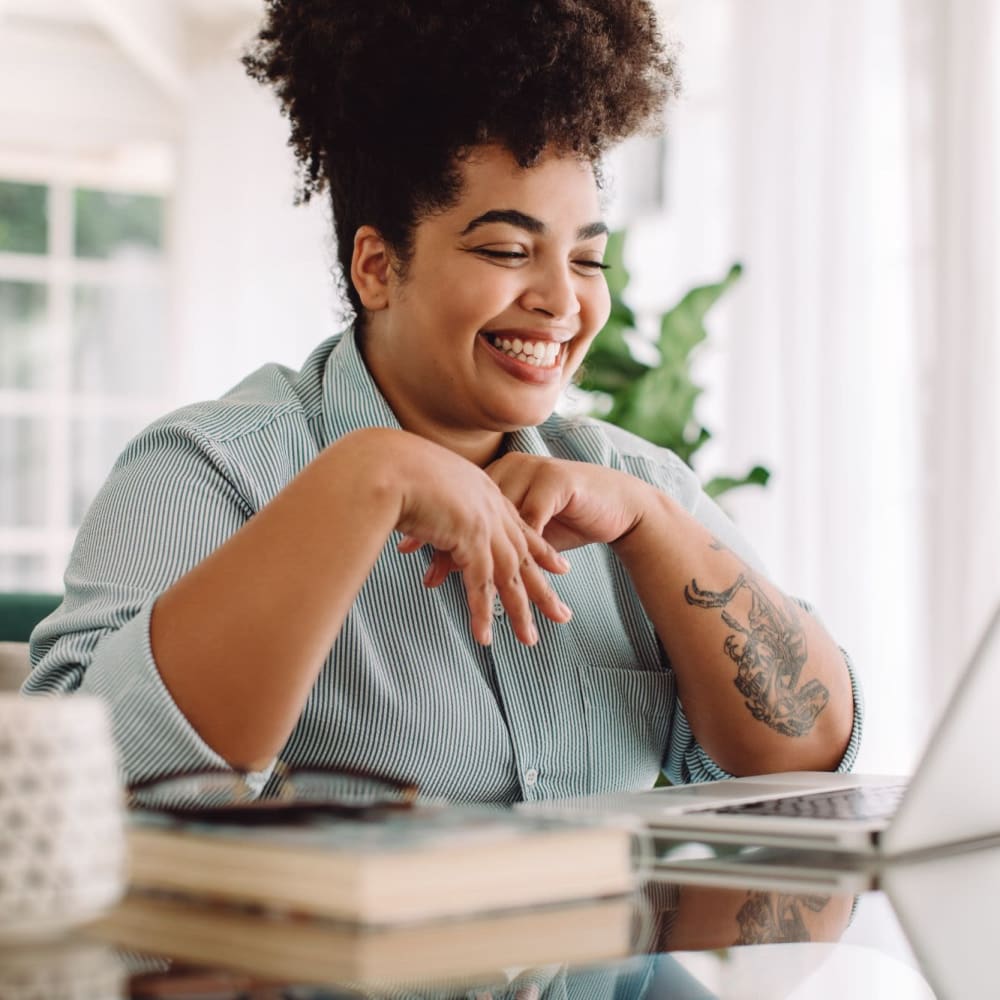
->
<box><xmin>0</xmin><ymin>19</ymin><xmax>178</xmax><ymax>153</ymax></box>
<box><xmin>170</xmin><ymin>53</ymin><xmax>340</xmax><ymax>404</ymax></box>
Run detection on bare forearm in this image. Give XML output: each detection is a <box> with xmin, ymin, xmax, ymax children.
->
<box><xmin>151</xmin><ymin>431</ymin><xmax>401</xmax><ymax>771</ymax></box>
<box><xmin>613</xmin><ymin>489</ymin><xmax>854</xmax><ymax>776</ymax></box>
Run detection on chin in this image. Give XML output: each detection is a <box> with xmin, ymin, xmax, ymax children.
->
<box><xmin>478</xmin><ymin>382</ymin><xmax>565</xmax><ymax>432</ymax></box>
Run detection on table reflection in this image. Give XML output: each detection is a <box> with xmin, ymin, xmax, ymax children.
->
<box><xmin>641</xmin><ymin>880</ymin><xmax>854</xmax><ymax>953</ymax></box>
<box><xmin>94</xmin><ymin>878</ymin><xmax>859</xmax><ymax>998</ymax></box>
<box><xmin>6</xmin><ymin>838</ymin><xmax>1000</xmax><ymax>998</ymax></box>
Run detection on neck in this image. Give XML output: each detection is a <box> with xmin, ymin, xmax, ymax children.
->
<box><xmin>419</xmin><ymin>425</ymin><xmax>506</xmax><ymax>467</ymax></box>
<box><xmin>357</xmin><ymin>325</ymin><xmax>506</xmax><ymax>468</ymax></box>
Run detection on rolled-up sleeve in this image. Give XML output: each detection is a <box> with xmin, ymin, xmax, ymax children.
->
<box><xmin>24</xmin><ymin>419</ymin><xmax>268</xmax><ymax>786</ymax></box>
<box><xmin>662</xmin><ymin>646</ymin><xmax>865</xmax><ymax>783</ymax></box>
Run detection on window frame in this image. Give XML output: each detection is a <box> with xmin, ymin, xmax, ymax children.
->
<box><xmin>0</xmin><ymin>161</ymin><xmax>174</xmax><ymax>592</ymax></box>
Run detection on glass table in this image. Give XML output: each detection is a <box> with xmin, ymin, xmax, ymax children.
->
<box><xmin>1</xmin><ymin>837</ymin><xmax>995</xmax><ymax>999</ymax></box>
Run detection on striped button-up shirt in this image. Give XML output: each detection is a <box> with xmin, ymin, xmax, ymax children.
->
<box><xmin>26</xmin><ymin>328</ymin><xmax>862</xmax><ymax>799</ymax></box>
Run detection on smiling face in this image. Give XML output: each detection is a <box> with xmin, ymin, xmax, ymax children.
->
<box><xmin>353</xmin><ymin>145</ymin><xmax>612</xmax><ymax>464</ymax></box>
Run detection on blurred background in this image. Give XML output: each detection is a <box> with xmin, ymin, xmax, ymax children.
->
<box><xmin>0</xmin><ymin>0</ymin><xmax>997</xmax><ymax>774</ymax></box>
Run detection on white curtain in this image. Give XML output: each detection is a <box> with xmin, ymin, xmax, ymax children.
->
<box><xmin>627</xmin><ymin>0</ymin><xmax>1000</xmax><ymax>771</ymax></box>
<box><xmin>906</xmin><ymin>0</ymin><xmax>1000</xmax><ymax>716</ymax></box>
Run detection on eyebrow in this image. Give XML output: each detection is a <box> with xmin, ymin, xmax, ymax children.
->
<box><xmin>460</xmin><ymin>209</ymin><xmax>608</xmax><ymax>242</ymax></box>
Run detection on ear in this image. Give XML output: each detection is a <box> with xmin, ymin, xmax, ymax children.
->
<box><xmin>350</xmin><ymin>225</ymin><xmax>393</xmax><ymax>311</ymax></box>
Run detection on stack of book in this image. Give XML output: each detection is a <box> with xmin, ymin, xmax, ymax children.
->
<box><xmin>89</xmin><ymin>804</ymin><xmax>640</xmax><ymax>988</ymax></box>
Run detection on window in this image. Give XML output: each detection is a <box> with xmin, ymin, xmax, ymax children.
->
<box><xmin>0</xmin><ymin>178</ymin><xmax>171</xmax><ymax>592</ymax></box>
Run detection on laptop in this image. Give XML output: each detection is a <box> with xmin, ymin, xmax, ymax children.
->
<box><xmin>520</xmin><ymin>601</ymin><xmax>1000</xmax><ymax>857</ymax></box>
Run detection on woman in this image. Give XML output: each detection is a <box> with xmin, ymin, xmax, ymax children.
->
<box><xmin>26</xmin><ymin>0</ymin><xmax>860</xmax><ymax>800</ymax></box>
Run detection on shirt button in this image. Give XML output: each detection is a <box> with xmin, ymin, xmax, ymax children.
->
<box><xmin>524</xmin><ymin>768</ymin><xmax>539</xmax><ymax>787</ymax></box>
<box><xmin>493</xmin><ymin>595</ymin><xmax>505</xmax><ymax>618</ymax></box>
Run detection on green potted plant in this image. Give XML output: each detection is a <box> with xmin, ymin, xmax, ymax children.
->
<box><xmin>577</xmin><ymin>231</ymin><xmax>769</xmax><ymax>499</ymax></box>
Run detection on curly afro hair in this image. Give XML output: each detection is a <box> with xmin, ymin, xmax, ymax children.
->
<box><xmin>244</xmin><ymin>0</ymin><xmax>679</xmax><ymax>319</ymax></box>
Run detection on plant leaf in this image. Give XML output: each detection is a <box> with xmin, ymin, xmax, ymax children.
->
<box><xmin>704</xmin><ymin>464</ymin><xmax>771</xmax><ymax>499</ymax></box>
<box><xmin>577</xmin><ymin>318</ymin><xmax>648</xmax><ymax>394</ymax></box>
<box><xmin>611</xmin><ymin>363</ymin><xmax>704</xmax><ymax>454</ymax></box>
<box><xmin>577</xmin><ymin>240</ymin><xmax>767</xmax><ymax>501</ymax></box>
<box><xmin>658</xmin><ymin>262</ymin><xmax>743</xmax><ymax>364</ymax></box>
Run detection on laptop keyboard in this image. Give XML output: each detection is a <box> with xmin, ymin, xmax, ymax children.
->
<box><xmin>697</xmin><ymin>783</ymin><xmax>908</xmax><ymax>821</ymax></box>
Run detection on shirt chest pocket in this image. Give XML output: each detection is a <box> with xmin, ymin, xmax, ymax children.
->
<box><xmin>579</xmin><ymin>664</ymin><xmax>674</xmax><ymax>794</ymax></box>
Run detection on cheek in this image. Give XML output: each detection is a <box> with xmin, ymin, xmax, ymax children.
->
<box><xmin>405</xmin><ymin>286</ymin><xmax>477</xmax><ymax>344</ymax></box>
<box><xmin>585</xmin><ymin>281</ymin><xmax>613</xmax><ymax>331</ymax></box>
<box><xmin>426</xmin><ymin>270</ymin><xmax>510</xmax><ymax>332</ymax></box>
<box><xmin>564</xmin><ymin>283</ymin><xmax>611</xmax><ymax>376</ymax></box>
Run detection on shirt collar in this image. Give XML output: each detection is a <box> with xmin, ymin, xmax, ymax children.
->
<box><xmin>318</xmin><ymin>325</ymin><xmax>404</xmax><ymax>449</ymax></box>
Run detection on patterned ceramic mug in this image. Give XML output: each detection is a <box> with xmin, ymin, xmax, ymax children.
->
<box><xmin>0</xmin><ymin>939</ymin><xmax>126</xmax><ymax>999</ymax></box>
<box><xmin>0</xmin><ymin>694</ymin><xmax>126</xmax><ymax>939</ymax></box>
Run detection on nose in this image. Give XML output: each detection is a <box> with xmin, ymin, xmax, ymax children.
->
<box><xmin>519</xmin><ymin>260</ymin><xmax>581</xmax><ymax>321</ymax></box>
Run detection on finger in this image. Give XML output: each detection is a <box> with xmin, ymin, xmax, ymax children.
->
<box><xmin>422</xmin><ymin>549</ymin><xmax>455</xmax><ymax>588</ymax></box>
<box><xmin>461</xmin><ymin>569</ymin><xmax>496</xmax><ymax>646</ymax></box>
<box><xmin>485</xmin><ymin>460</ymin><xmax>530</xmax><ymax>506</ymax></box>
<box><xmin>520</xmin><ymin>555</ymin><xmax>573</xmax><ymax>624</ymax></box>
<box><xmin>504</xmin><ymin>519</ymin><xmax>571</xmax><ymax>622</ymax></box>
<box><xmin>483</xmin><ymin>451</ymin><xmax>519</xmax><ymax>483</ymax></box>
<box><xmin>523</xmin><ymin>522</ymin><xmax>571</xmax><ymax>574</ymax></box>
<box><xmin>516</xmin><ymin>488</ymin><xmax>562</xmax><ymax>535</ymax></box>
<box><xmin>396</xmin><ymin>534</ymin><xmax>424</xmax><ymax>554</ymax></box>
<box><xmin>492</xmin><ymin>548</ymin><xmax>539</xmax><ymax>646</ymax></box>
<box><xmin>449</xmin><ymin>540</ymin><xmax>496</xmax><ymax>646</ymax></box>
<box><xmin>489</xmin><ymin>460</ymin><xmax>566</xmax><ymax>535</ymax></box>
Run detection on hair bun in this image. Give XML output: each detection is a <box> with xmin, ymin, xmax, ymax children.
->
<box><xmin>244</xmin><ymin>0</ymin><xmax>679</xmax><ymax>315</ymax></box>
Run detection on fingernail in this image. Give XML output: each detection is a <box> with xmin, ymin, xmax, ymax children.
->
<box><xmin>558</xmin><ymin>600</ymin><xmax>573</xmax><ymax>620</ymax></box>
<box><xmin>557</xmin><ymin>553</ymin><xmax>571</xmax><ymax>570</ymax></box>
<box><xmin>483</xmin><ymin>624</ymin><xmax>493</xmax><ymax>646</ymax></box>
<box><xmin>527</xmin><ymin>623</ymin><xmax>539</xmax><ymax>645</ymax></box>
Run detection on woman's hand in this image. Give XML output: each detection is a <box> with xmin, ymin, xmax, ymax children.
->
<box><xmin>382</xmin><ymin>434</ymin><xmax>573</xmax><ymax>646</ymax></box>
<box><xmin>485</xmin><ymin>453</ymin><xmax>653</xmax><ymax>551</ymax></box>
<box><xmin>408</xmin><ymin>453</ymin><xmax>656</xmax><ymax>622</ymax></box>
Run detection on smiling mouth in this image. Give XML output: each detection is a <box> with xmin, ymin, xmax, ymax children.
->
<box><xmin>487</xmin><ymin>334</ymin><xmax>563</xmax><ymax>369</ymax></box>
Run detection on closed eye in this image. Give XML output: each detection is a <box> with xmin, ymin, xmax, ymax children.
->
<box><xmin>474</xmin><ymin>248</ymin><xmax>529</xmax><ymax>262</ymax></box>
<box><xmin>468</xmin><ymin>248</ymin><xmax>609</xmax><ymax>273</ymax></box>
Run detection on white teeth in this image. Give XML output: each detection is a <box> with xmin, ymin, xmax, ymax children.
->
<box><xmin>490</xmin><ymin>335</ymin><xmax>561</xmax><ymax>368</ymax></box>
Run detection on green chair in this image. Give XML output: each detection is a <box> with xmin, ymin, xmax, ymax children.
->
<box><xmin>0</xmin><ymin>592</ymin><xmax>62</xmax><ymax>642</ymax></box>
<box><xmin>0</xmin><ymin>592</ymin><xmax>62</xmax><ymax>692</ymax></box>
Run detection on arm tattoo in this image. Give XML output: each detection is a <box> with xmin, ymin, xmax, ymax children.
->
<box><xmin>684</xmin><ymin>572</ymin><xmax>829</xmax><ymax>736</ymax></box>
<box><xmin>735</xmin><ymin>892</ymin><xmax>830</xmax><ymax>945</ymax></box>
